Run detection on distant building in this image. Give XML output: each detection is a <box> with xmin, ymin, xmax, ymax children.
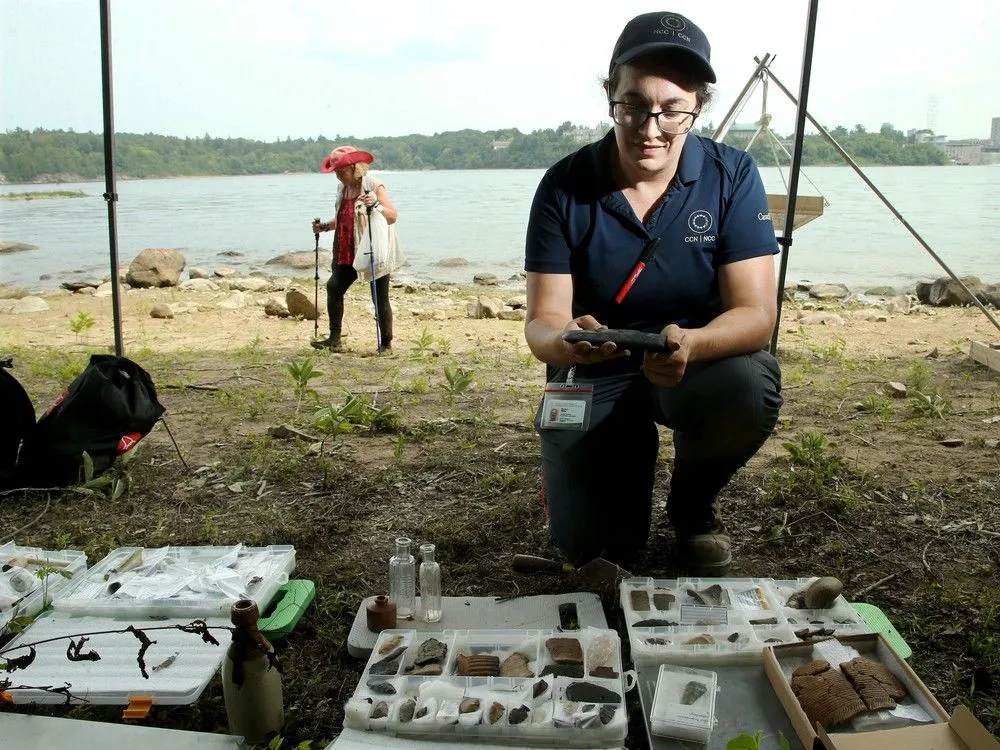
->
<box><xmin>944</xmin><ymin>139</ymin><xmax>999</xmax><ymax>165</ymax></box>
<box><xmin>943</xmin><ymin>115</ymin><xmax>1000</xmax><ymax>164</ymax></box>
<box><xmin>908</xmin><ymin>128</ymin><xmax>936</xmax><ymax>144</ymax></box>
<box><xmin>565</xmin><ymin>125</ymin><xmax>603</xmax><ymax>144</ymax></box>
<box><xmin>490</xmin><ymin>139</ymin><xmax>512</xmax><ymax>150</ymax></box>
<box><xmin>728</xmin><ymin>122</ymin><xmax>760</xmax><ymax>136</ymax></box>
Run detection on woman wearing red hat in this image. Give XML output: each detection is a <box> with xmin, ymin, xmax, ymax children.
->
<box><xmin>311</xmin><ymin>145</ymin><xmax>398</xmax><ymax>352</ymax></box>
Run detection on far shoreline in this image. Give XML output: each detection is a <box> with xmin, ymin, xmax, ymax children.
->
<box><xmin>2</xmin><ymin>162</ymin><xmax>987</xmax><ymax>188</ymax></box>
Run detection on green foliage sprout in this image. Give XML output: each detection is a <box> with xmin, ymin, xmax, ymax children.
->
<box><xmin>443</xmin><ymin>365</ymin><xmax>474</xmax><ymax>394</ymax></box>
<box><xmin>313</xmin><ymin>390</ymin><xmax>401</xmax><ymax>434</ymax></box>
<box><xmin>69</xmin><ymin>311</ymin><xmax>96</xmax><ymax>336</ymax></box>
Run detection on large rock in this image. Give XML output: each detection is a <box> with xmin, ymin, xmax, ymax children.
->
<box><xmin>914</xmin><ymin>281</ymin><xmax>933</xmax><ymax>304</ymax></box>
<box><xmin>473</xmin><ymin>273</ymin><xmax>499</xmax><ymax>286</ymax></box>
<box><xmin>179</xmin><ymin>278</ymin><xmax>220</xmax><ymax>291</ymax></box>
<box><xmin>507</xmin><ymin>296</ymin><xmax>527</xmax><ymax>309</ymax></box>
<box><xmin>467</xmin><ymin>296</ymin><xmax>504</xmax><ymax>319</ymax></box>
<box><xmin>265</xmin><ymin>251</ymin><xmax>331</xmax><ymax>269</ymax></box>
<box><xmin>0</xmin><ymin>241</ymin><xmax>38</xmax><ymax>254</ymax></box>
<box><xmin>0</xmin><ymin>284</ymin><xmax>29</xmax><ymax>300</ymax></box>
<box><xmin>126</xmin><ymin>248</ymin><xmax>186</xmax><ymax>288</ymax></box>
<box><xmin>286</xmin><ymin>288</ymin><xmax>318</xmax><ymax>320</ymax></box>
<box><xmin>219</xmin><ymin>291</ymin><xmax>248</xmax><ymax>309</ymax></box>
<box><xmin>188</xmin><ymin>267</ymin><xmax>210</xmax><ymax>279</ymax></box>
<box><xmin>807</xmin><ymin>283</ymin><xmax>850</xmax><ymax>300</ymax></box>
<box><xmin>437</xmin><ymin>257</ymin><xmax>468</xmax><ymax>267</ymax></box>
<box><xmin>884</xmin><ymin>295</ymin><xmax>913</xmax><ymax>315</ymax></box>
<box><xmin>798</xmin><ymin>312</ymin><xmax>845</xmax><ymax>326</ymax></box>
<box><xmin>983</xmin><ymin>285</ymin><xmax>1000</xmax><ymax>308</ymax></box>
<box><xmin>61</xmin><ymin>279</ymin><xmax>101</xmax><ymax>292</ymax></box>
<box><xmin>925</xmin><ymin>275</ymin><xmax>986</xmax><ymax>306</ymax></box>
<box><xmin>228</xmin><ymin>277</ymin><xmax>272</xmax><ymax>293</ymax></box>
<box><xmin>864</xmin><ymin>286</ymin><xmax>897</xmax><ymax>297</ymax></box>
<box><xmin>150</xmin><ymin>303</ymin><xmax>174</xmax><ymax>319</ymax></box>
<box><xmin>10</xmin><ymin>296</ymin><xmax>49</xmax><ymax>314</ymax></box>
<box><xmin>264</xmin><ymin>296</ymin><xmax>290</xmax><ymax>317</ymax></box>
<box><xmin>497</xmin><ymin>309</ymin><xmax>527</xmax><ymax>321</ymax></box>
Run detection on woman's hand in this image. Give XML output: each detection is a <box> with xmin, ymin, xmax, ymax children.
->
<box><xmin>359</xmin><ymin>192</ymin><xmax>379</xmax><ymax>209</ymax></box>
<box><xmin>642</xmin><ymin>324</ymin><xmax>689</xmax><ymax>386</ymax></box>
<box><xmin>563</xmin><ymin>316</ymin><xmax>631</xmax><ymax>365</ymax></box>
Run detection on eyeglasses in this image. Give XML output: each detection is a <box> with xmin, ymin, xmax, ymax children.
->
<box><xmin>609</xmin><ymin>101</ymin><xmax>699</xmax><ymax>135</ymax></box>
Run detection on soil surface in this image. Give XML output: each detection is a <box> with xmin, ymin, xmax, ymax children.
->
<box><xmin>1</xmin><ymin>281</ymin><xmax>998</xmax><ymax>748</ymax></box>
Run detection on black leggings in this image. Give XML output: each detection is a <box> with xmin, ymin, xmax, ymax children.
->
<box><xmin>326</xmin><ymin>264</ymin><xmax>393</xmax><ymax>346</ymax></box>
<box><xmin>535</xmin><ymin>351</ymin><xmax>782</xmax><ymax>566</ymax></box>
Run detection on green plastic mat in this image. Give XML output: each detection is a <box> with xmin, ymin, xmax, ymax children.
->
<box><xmin>852</xmin><ymin>602</ymin><xmax>912</xmax><ymax>659</ymax></box>
<box><xmin>258</xmin><ymin>579</ymin><xmax>315</xmax><ymax>640</ymax></box>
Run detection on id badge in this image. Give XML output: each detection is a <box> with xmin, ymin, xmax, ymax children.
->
<box><xmin>540</xmin><ymin>382</ymin><xmax>593</xmax><ymax>431</ymax></box>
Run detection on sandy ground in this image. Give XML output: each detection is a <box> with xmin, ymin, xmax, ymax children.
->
<box><xmin>1</xmin><ymin>280</ymin><xmax>999</xmax><ymax>361</ymax></box>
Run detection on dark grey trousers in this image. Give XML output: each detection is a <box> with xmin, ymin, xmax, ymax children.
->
<box><xmin>326</xmin><ymin>264</ymin><xmax>392</xmax><ymax>346</ymax></box>
<box><xmin>535</xmin><ymin>351</ymin><xmax>782</xmax><ymax>566</ymax></box>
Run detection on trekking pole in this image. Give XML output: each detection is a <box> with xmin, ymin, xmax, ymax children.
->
<box><xmin>364</xmin><ymin>193</ymin><xmax>383</xmax><ymax>354</ymax></box>
<box><xmin>312</xmin><ymin>218</ymin><xmax>321</xmax><ymax>341</ymax></box>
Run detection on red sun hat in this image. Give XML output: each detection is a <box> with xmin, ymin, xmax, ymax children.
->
<box><xmin>320</xmin><ymin>145</ymin><xmax>375</xmax><ymax>173</ymax></box>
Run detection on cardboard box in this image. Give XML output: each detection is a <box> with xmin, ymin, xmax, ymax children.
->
<box><xmin>763</xmin><ymin>633</ymin><xmax>999</xmax><ymax>750</ymax></box>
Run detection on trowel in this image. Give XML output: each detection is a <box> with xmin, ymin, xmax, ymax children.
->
<box><xmin>511</xmin><ymin>554</ymin><xmax>630</xmax><ymax>589</ymax></box>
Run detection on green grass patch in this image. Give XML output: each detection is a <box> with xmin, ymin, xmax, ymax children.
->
<box><xmin>2</xmin><ymin>190</ymin><xmax>87</xmax><ymax>200</ymax></box>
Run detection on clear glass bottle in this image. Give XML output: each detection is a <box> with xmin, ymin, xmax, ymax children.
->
<box><xmin>388</xmin><ymin>536</ymin><xmax>416</xmax><ymax>618</ymax></box>
<box><xmin>419</xmin><ymin>543</ymin><xmax>442</xmax><ymax>623</ymax></box>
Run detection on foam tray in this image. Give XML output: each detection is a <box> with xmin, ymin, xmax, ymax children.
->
<box><xmin>621</xmin><ymin>577</ymin><xmax>871</xmax><ymax>665</ymax></box>
<box><xmin>52</xmin><ymin>544</ymin><xmax>295</xmax><ymax>618</ymax></box>
<box><xmin>1</xmin><ymin>541</ymin><xmax>88</xmax><ymax>636</ymax></box>
<box><xmin>343</xmin><ymin>627</ymin><xmax>632</xmax><ymax>747</ymax></box>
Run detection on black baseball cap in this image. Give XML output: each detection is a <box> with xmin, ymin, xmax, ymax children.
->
<box><xmin>610</xmin><ymin>11</ymin><xmax>716</xmax><ymax>84</ymax></box>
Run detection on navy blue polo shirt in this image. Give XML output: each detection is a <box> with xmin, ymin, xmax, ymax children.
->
<box><xmin>525</xmin><ymin>131</ymin><xmax>778</xmax><ymax>334</ymax></box>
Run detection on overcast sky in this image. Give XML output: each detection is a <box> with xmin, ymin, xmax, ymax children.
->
<box><xmin>2</xmin><ymin>0</ymin><xmax>998</xmax><ymax>142</ymax></box>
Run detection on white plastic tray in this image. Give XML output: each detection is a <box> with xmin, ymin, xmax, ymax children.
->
<box><xmin>1</xmin><ymin>609</ymin><xmax>229</xmax><ymax>705</ymax></box>
<box><xmin>1</xmin><ymin>541</ymin><xmax>88</xmax><ymax>636</ymax></box>
<box><xmin>343</xmin><ymin>627</ymin><xmax>633</xmax><ymax>747</ymax></box>
<box><xmin>621</xmin><ymin>577</ymin><xmax>870</xmax><ymax>665</ymax></box>
<box><xmin>51</xmin><ymin>544</ymin><xmax>295</xmax><ymax>617</ymax></box>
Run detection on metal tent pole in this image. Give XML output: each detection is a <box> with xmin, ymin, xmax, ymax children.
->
<box><xmin>770</xmin><ymin>0</ymin><xmax>820</xmax><ymax>355</ymax></box>
<box><xmin>761</xmin><ymin>61</ymin><xmax>1000</xmax><ymax>336</ymax></box>
<box><xmin>100</xmin><ymin>0</ymin><xmax>124</xmax><ymax>357</ymax></box>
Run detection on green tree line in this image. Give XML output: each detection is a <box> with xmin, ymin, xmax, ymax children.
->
<box><xmin>0</xmin><ymin>122</ymin><xmax>947</xmax><ymax>182</ymax></box>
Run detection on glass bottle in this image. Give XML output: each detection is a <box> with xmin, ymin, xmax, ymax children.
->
<box><xmin>419</xmin><ymin>543</ymin><xmax>442</xmax><ymax>623</ymax></box>
<box><xmin>388</xmin><ymin>536</ymin><xmax>416</xmax><ymax>618</ymax></box>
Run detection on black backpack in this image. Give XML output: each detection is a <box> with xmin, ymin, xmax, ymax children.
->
<box><xmin>16</xmin><ymin>355</ymin><xmax>166</xmax><ymax>487</ymax></box>
<box><xmin>0</xmin><ymin>357</ymin><xmax>36</xmax><ymax>491</ymax></box>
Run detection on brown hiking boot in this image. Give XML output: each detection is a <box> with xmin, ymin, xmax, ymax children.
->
<box><xmin>677</xmin><ymin>530</ymin><xmax>732</xmax><ymax>577</ymax></box>
<box><xmin>310</xmin><ymin>337</ymin><xmax>342</xmax><ymax>352</ymax></box>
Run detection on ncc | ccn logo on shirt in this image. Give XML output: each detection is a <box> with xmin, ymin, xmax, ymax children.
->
<box><xmin>685</xmin><ymin>209</ymin><xmax>716</xmax><ymax>243</ymax></box>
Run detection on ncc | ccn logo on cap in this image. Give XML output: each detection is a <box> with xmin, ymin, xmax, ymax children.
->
<box><xmin>656</xmin><ymin>14</ymin><xmax>692</xmax><ymax>42</ymax></box>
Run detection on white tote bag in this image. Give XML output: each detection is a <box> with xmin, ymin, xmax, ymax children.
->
<box><xmin>353</xmin><ymin>205</ymin><xmax>404</xmax><ymax>281</ymax></box>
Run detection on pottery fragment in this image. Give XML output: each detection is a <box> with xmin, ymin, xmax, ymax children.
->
<box><xmin>377</xmin><ymin>634</ymin><xmax>404</xmax><ymax>655</ymax></box>
<box><xmin>398</xmin><ymin>698</ymin><xmax>416</xmax><ymax>722</ymax></box>
<box><xmin>681</xmin><ymin>680</ymin><xmax>707</xmax><ymax>705</ymax></box>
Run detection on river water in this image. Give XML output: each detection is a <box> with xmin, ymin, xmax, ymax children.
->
<box><xmin>2</xmin><ymin>165</ymin><xmax>998</xmax><ymax>292</ymax></box>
